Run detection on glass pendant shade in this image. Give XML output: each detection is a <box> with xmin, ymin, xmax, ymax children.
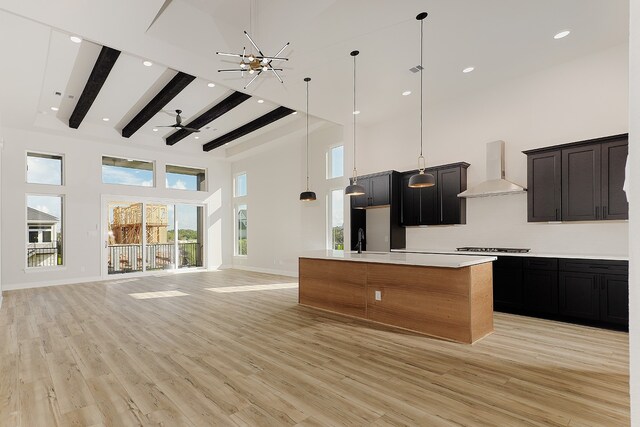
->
<box><xmin>408</xmin><ymin>170</ymin><xmax>435</xmax><ymax>188</ymax></box>
<box><xmin>345</xmin><ymin>182</ymin><xmax>366</xmax><ymax>196</ymax></box>
<box><xmin>299</xmin><ymin>190</ymin><xmax>317</xmax><ymax>201</ymax></box>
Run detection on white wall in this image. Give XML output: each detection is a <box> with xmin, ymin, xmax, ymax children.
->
<box><xmin>231</xmin><ymin>123</ymin><xmax>346</xmax><ymax>276</ymax></box>
<box><xmin>1</xmin><ymin>127</ymin><xmax>232</xmax><ymax>290</ymax></box>
<box><xmin>359</xmin><ymin>43</ymin><xmax>629</xmax><ymax>257</ymax></box>
<box><xmin>628</xmin><ymin>1</ymin><xmax>639</xmax><ymax>424</ymax></box>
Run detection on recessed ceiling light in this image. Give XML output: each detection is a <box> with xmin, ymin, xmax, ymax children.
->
<box><xmin>50</xmin><ymin>106</ymin><xmax>59</xmax><ymax>111</ymax></box>
<box><xmin>554</xmin><ymin>30</ymin><xmax>570</xmax><ymax>39</ymax></box>
<box><xmin>257</xmin><ymin>99</ymin><xmax>264</xmax><ymax>103</ymax></box>
<box><xmin>402</xmin><ymin>90</ymin><xmax>411</xmax><ymax>96</ymax></box>
<box><xmin>102</xmin><ymin>117</ymin><xmax>110</xmax><ymax>122</ymax></box>
<box><xmin>353</xmin><ymin>110</ymin><xmax>360</xmax><ymax>115</ymax></box>
<box><xmin>195</xmin><ymin>136</ymin><xmax>200</xmax><ymax>139</ymax></box>
<box><xmin>207</xmin><ymin>82</ymin><xmax>215</xmax><ymax>88</ymax></box>
<box><xmin>292</xmin><ymin>111</ymin><xmax>298</xmax><ymax>115</ymax></box>
<box><xmin>152</xmin><ymin>128</ymin><xmax>159</xmax><ymax>132</ymax></box>
<box><xmin>463</xmin><ymin>67</ymin><xmax>475</xmax><ymax>73</ymax></box>
<box><xmin>143</xmin><ymin>60</ymin><xmax>153</xmax><ymax>67</ymax></box>
<box><xmin>69</xmin><ymin>36</ymin><xmax>82</xmax><ymax>43</ymax></box>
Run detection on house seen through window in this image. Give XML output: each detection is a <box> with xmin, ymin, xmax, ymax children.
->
<box><xmin>27</xmin><ymin>195</ymin><xmax>63</xmax><ymax>268</ymax></box>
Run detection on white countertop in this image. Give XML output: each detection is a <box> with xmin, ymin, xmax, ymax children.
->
<box><xmin>392</xmin><ymin>248</ymin><xmax>629</xmax><ymax>261</ymax></box>
<box><xmin>300</xmin><ymin>250</ymin><xmax>496</xmax><ymax>269</ymax></box>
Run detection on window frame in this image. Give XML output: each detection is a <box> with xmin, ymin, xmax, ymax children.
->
<box><xmin>234</xmin><ymin>172</ymin><xmax>248</xmax><ymax>198</ymax></box>
<box><xmin>235</xmin><ymin>203</ymin><xmax>248</xmax><ymax>256</ymax></box>
<box><xmin>25</xmin><ymin>150</ymin><xmax>65</xmax><ymax>186</ymax></box>
<box><xmin>326</xmin><ymin>144</ymin><xmax>344</xmax><ymax>180</ymax></box>
<box><xmin>101</xmin><ymin>155</ymin><xmax>156</xmax><ymax>188</ymax></box>
<box><xmin>327</xmin><ymin>188</ymin><xmax>345</xmax><ymax>250</ymax></box>
<box><xmin>165</xmin><ymin>163</ymin><xmax>208</xmax><ymax>192</ymax></box>
<box><xmin>25</xmin><ymin>193</ymin><xmax>65</xmax><ymax>270</ymax></box>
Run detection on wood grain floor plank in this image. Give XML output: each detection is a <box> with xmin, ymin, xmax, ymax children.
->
<box><xmin>0</xmin><ymin>269</ymin><xmax>629</xmax><ymax>426</ymax></box>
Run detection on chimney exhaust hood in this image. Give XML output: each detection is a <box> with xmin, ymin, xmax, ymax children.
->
<box><xmin>457</xmin><ymin>140</ymin><xmax>526</xmax><ymax>198</ymax></box>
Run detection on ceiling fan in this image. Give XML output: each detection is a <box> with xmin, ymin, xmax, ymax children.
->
<box><xmin>156</xmin><ymin>110</ymin><xmax>200</xmax><ymax>132</ymax></box>
<box><xmin>216</xmin><ymin>31</ymin><xmax>290</xmax><ymax>89</ymax></box>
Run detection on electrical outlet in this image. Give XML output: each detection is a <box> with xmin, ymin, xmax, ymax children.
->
<box><xmin>375</xmin><ymin>290</ymin><xmax>382</xmax><ymax>301</ymax></box>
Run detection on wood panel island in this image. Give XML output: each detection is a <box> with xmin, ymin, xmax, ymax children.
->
<box><xmin>299</xmin><ymin>251</ymin><xmax>497</xmax><ymax>344</ymax></box>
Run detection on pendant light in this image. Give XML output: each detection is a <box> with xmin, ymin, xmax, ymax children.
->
<box><xmin>300</xmin><ymin>77</ymin><xmax>317</xmax><ymax>201</ymax></box>
<box><xmin>408</xmin><ymin>12</ymin><xmax>436</xmax><ymax>188</ymax></box>
<box><xmin>345</xmin><ymin>50</ymin><xmax>366</xmax><ymax>196</ymax></box>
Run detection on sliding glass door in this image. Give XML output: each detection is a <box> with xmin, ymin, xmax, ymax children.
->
<box><xmin>106</xmin><ymin>200</ymin><xmax>203</xmax><ymax>275</ymax></box>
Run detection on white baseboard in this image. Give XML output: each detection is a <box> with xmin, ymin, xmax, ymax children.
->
<box><xmin>231</xmin><ymin>264</ymin><xmax>298</xmax><ymax>278</ymax></box>
<box><xmin>3</xmin><ymin>275</ymin><xmax>105</xmax><ymax>291</ymax></box>
<box><xmin>0</xmin><ymin>293</ymin><xmax>3</xmax><ymax>309</ymax></box>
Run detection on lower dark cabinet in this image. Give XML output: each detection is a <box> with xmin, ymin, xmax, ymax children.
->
<box><xmin>558</xmin><ymin>272</ymin><xmax>600</xmax><ymax>320</ymax></box>
<box><xmin>523</xmin><ymin>269</ymin><xmax>558</xmax><ymax>315</ymax></box>
<box><xmin>600</xmin><ymin>274</ymin><xmax>629</xmax><ymax>325</ymax></box>
<box><xmin>493</xmin><ymin>258</ymin><xmax>523</xmax><ymax>312</ymax></box>
<box><xmin>492</xmin><ymin>256</ymin><xmax>628</xmax><ymax>330</ymax></box>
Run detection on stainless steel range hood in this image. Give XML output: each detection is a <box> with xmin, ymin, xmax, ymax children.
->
<box><xmin>457</xmin><ymin>140</ymin><xmax>526</xmax><ymax>198</ymax></box>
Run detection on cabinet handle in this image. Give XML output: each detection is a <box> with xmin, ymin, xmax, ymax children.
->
<box><xmin>603</xmin><ymin>206</ymin><xmax>607</xmax><ymax>219</ymax></box>
<box><xmin>595</xmin><ymin>207</ymin><xmax>599</xmax><ymax>220</ymax></box>
<box><xmin>555</xmin><ymin>208</ymin><xmax>559</xmax><ymax>221</ymax></box>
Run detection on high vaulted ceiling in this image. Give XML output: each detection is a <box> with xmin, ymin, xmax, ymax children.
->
<box><xmin>0</xmin><ymin>0</ymin><xmax>629</xmax><ymax>157</ymax></box>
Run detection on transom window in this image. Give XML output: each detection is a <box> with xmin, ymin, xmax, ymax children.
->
<box><xmin>166</xmin><ymin>165</ymin><xmax>206</xmax><ymax>191</ymax></box>
<box><xmin>102</xmin><ymin>156</ymin><xmax>154</xmax><ymax>187</ymax></box>
<box><xmin>27</xmin><ymin>152</ymin><xmax>63</xmax><ymax>185</ymax></box>
<box><xmin>234</xmin><ymin>173</ymin><xmax>247</xmax><ymax>197</ymax></box>
<box><xmin>327</xmin><ymin>145</ymin><xmax>344</xmax><ymax>179</ymax></box>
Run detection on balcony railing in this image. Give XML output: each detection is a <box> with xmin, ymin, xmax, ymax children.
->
<box><xmin>108</xmin><ymin>242</ymin><xmax>201</xmax><ymax>274</ymax></box>
<box><xmin>27</xmin><ymin>242</ymin><xmax>62</xmax><ymax>267</ymax></box>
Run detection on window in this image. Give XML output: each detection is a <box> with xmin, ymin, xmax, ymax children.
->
<box><xmin>236</xmin><ymin>204</ymin><xmax>247</xmax><ymax>255</ymax></box>
<box><xmin>166</xmin><ymin>165</ymin><xmax>206</xmax><ymax>191</ymax></box>
<box><xmin>27</xmin><ymin>152</ymin><xmax>63</xmax><ymax>185</ymax></box>
<box><xmin>234</xmin><ymin>173</ymin><xmax>247</xmax><ymax>197</ymax></box>
<box><xmin>27</xmin><ymin>195</ymin><xmax>63</xmax><ymax>267</ymax></box>
<box><xmin>329</xmin><ymin>189</ymin><xmax>344</xmax><ymax>250</ymax></box>
<box><xmin>327</xmin><ymin>145</ymin><xmax>344</xmax><ymax>179</ymax></box>
<box><xmin>102</xmin><ymin>156</ymin><xmax>154</xmax><ymax>187</ymax></box>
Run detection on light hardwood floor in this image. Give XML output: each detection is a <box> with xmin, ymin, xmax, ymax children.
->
<box><xmin>0</xmin><ymin>269</ymin><xmax>629</xmax><ymax>426</ymax></box>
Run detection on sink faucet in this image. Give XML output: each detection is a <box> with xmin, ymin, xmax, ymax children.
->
<box><xmin>357</xmin><ymin>228</ymin><xmax>365</xmax><ymax>254</ymax></box>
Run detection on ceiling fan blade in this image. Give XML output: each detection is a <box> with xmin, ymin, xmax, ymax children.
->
<box><xmin>156</xmin><ymin>125</ymin><xmax>179</xmax><ymax>128</ymax></box>
<box><xmin>244</xmin><ymin>71</ymin><xmax>261</xmax><ymax>89</ymax></box>
<box><xmin>244</xmin><ymin>31</ymin><xmax>265</xmax><ymax>57</ymax></box>
<box><xmin>180</xmin><ymin>127</ymin><xmax>201</xmax><ymax>133</ymax></box>
<box><xmin>218</xmin><ymin>69</ymin><xmax>245</xmax><ymax>72</ymax></box>
<box><xmin>216</xmin><ymin>52</ymin><xmax>244</xmax><ymax>58</ymax></box>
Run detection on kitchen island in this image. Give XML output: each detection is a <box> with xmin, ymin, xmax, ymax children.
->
<box><xmin>299</xmin><ymin>251</ymin><xmax>496</xmax><ymax>344</ymax></box>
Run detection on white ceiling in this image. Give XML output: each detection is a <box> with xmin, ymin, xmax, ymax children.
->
<box><xmin>0</xmin><ymin>0</ymin><xmax>629</xmax><ymax>156</ymax></box>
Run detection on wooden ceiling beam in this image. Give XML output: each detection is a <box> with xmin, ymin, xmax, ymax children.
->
<box><xmin>202</xmin><ymin>106</ymin><xmax>295</xmax><ymax>152</ymax></box>
<box><xmin>165</xmin><ymin>91</ymin><xmax>251</xmax><ymax>146</ymax></box>
<box><xmin>69</xmin><ymin>46</ymin><xmax>121</xmax><ymax>129</ymax></box>
<box><xmin>121</xmin><ymin>71</ymin><xmax>196</xmax><ymax>138</ymax></box>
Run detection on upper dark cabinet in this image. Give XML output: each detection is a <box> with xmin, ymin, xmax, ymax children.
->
<box><xmin>527</xmin><ymin>151</ymin><xmax>561</xmax><ymax>221</ymax></box>
<box><xmin>349</xmin><ymin>173</ymin><xmax>391</xmax><ymax>209</ymax></box>
<box><xmin>601</xmin><ymin>139</ymin><xmax>629</xmax><ymax>220</ymax></box>
<box><xmin>524</xmin><ymin>134</ymin><xmax>628</xmax><ymax>222</ymax></box>
<box><xmin>400</xmin><ymin>162</ymin><xmax>468</xmax><ymax>226</ymax></box>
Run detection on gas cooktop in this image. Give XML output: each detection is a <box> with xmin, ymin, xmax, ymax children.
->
<box><xmin>456</xmin><ymin>247</ymin><xmax>530</xmax><ymax>253</ymax></box>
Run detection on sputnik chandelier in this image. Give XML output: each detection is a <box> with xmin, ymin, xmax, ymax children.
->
<box><xmin>216</xmin><ymin>31</ymin><xmax>290</xmax><ymax>89</ymax></box>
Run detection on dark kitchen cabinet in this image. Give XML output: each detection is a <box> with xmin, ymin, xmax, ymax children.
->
<box><xmin>348</xmin><ymin>171</ymin><xmax>405</xmax><ymax>251</ymax></box>
<box><xmin>600</xmin><ymin>274</ymin><xmax>629</xmax><ymax>325</ymax></box>
<box><xmin>524</xmin><ymin>134</ymin><xmax>628</xmax><ymax>222</ymax></box>
<box><xmin>400</xmin><ymin>163</ymin><xmax>468</xmax><ymax>226</ymax></box>
<box><xmin>523</xmin><ymin>258</ymin><xmax>558</xmax><ymax>315</ymax></box>
<box><xmin>562</xmin><ymin>144</ymin><xmax>601</xmax><ymax>221</ymax></box>
<box><xmin>491</xmin><ymin>255</ymin><xmax>628</xmax><ymax>330</ymax></box>
<box><xmin>559</xmin><ymin>272</ymin><xmax>600</xmax><ymax>320</ymax></box>
<box><xmin>527</xmin><ymin>151</ymin><xmax>561</xmax><ymax>222</ymax></box>
<box><xmin>601</xmin><ymin>139</ymin><xmax>629</xmax><ymax>220</ymax></box>
<box><xmin>493</xmin><ymin>257</ymin><xmax>524</xmax><ymax>312</ymax></box>
<box><xmin>349</xmin><ymin>173</ymin><xmax>390</xmax><ymax>209</ymax></box>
